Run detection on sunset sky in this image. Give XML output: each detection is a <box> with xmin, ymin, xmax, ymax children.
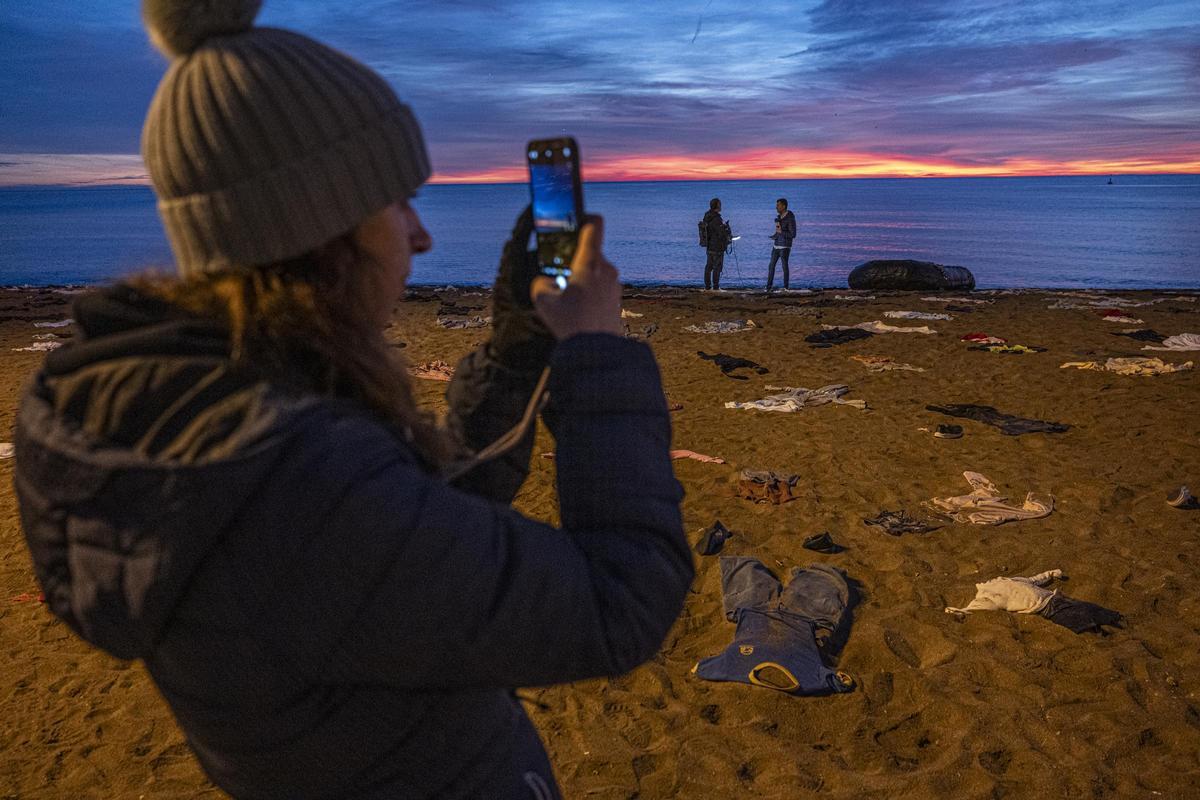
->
<box><xmin>1</xmin><ymin>0</ymin><xmax>1198</xmax><ymax>185</ymax></box>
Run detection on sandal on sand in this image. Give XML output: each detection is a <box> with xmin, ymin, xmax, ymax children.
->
<box><xmin>1167</xmin><ymin>486</ymin><xmax>1198</xmax><ymax>509</ymax></box>
<box><xmin>934</xmin><ymin>424</ymin><xmax>963</xmax><ymax>439</ymax></box>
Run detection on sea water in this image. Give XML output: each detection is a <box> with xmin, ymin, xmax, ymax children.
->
<box><xmin>1</xmin><ymin>175</ymin><xmax>1197</xmax><ymax>288</ymax></box>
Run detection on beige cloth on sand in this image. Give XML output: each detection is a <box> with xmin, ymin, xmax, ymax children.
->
<box><xmin>945</xmin><ymin>569</ymin><xmax>1063</xmax><ymax>615</ymax></box>
<box><xmin>928</xmin><ymin>471</ymin><xmax>1054</xmax><ymax>525</ymax></box>
<box><xmin>1060</xmin><ymin>357</ymin><xmax>1193</xmax><ymax>376</ymax></box>
<box><xmin>726</xmin><ymin>384</ymin><xmax>867</xmax><ymax>412</ymax></box>
<box><xmin>823</xmin><ymin>321</ymin><xmax>936</xmax><ymax>335</ymax></box>
<box><xmin>851</xmin><ymin>355</ymin><xmax>924</xmax><ymax>372</ymax></box>
<box><xmin>1143</xmin><ymin>333</ymin><xmax>1200</xmax><ymax>352</ymax></box>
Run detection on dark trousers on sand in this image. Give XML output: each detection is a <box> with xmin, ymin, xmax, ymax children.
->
<box><xmin>767</xmin><ymin>247</ymin><xmax>790</xmax><ymax>290</ymax></box>
<box><xmin>705</xmin><ymin>250</ymin><xmax>725</xmax><ymax>290</ymax></box>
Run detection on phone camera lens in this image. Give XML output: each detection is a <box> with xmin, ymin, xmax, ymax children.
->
<box><xmin>529</xmin><ymin>150</ymin><xmax>538</xmax><ymax>159</ymax></box>
<box><xmin>563</xmin><ymin>147</ymin><xmax>571</xmax><ymax>156</ymax></box>
<box><xmin>544</xmin><ymin>150</ymin><xmax>552</xmax><ymax>157</ymax></box>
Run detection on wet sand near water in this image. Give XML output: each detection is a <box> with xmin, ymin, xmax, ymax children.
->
<box><xmin>2</xmin><ymin>285</ymin><xmax>1199</xmax><ymax>798</ymax></box>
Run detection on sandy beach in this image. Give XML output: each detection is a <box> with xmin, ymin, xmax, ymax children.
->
<box><xmin>2</xmin><ymin>283</ymin><xmax>1199</xmax><ymax>799</ymax></box>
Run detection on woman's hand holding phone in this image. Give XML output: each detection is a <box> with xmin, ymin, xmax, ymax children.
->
<box><xmin>531</xmin><ymin>214</ymin><xmax>622</xmax><ymax>339</ymax></box>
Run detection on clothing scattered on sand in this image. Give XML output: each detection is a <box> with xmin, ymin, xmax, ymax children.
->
<box><xmin>436</xmin><ymin>315</ymin><xmax>491</xmax><ymax>329</ymax></box>
<box><xmin>0</xmin><ymin>443</ymin><xmax>13</xmax><ymax>459</ymax></box>
<box><xmin>32</xmin><ymin>333</ymin><xmax>63</xmax><ymax>341</ymax></box>
<box><xmin>923</xmin><ymin>296</ymin><xmax>991</xmax><ymax>305</ymax></box>
<box><xmin>1143</xmin><ymin>333</ymin><xmax>1200</xmax><ymax>351</ymax></box>
<box><xmin>946</xmin><ymin>570</ymin><xmax>1122</xmax><ymax>635</ymax></box>
<box><xmin>805</xmin><ymin>328</ymin><xmax>873</xmax><ymax>347</ymax></box>
<box><xmin>1168</xmin><ymin>486</ymin><xmax>1198</xmax><ymax>509</ymax></box>
<box><xmin>926</xmin><ymin>403</ymin><xmax>1069</xmax><ymax>436</ymax></box>
<box><xmin>726</xmin><ymin>385</ymin><xmax>867</xmax><ymax>413</ymax></box>
<box><xmin>436</xmin><ymin>302</ymin><xmax>483</xmax><ymax>316</ymax></box>
<box><xmin>695</xmin><ymin>520</ymin><xmax>735</xmax><ymax>556</ymax></box>
<box><xmin>775</xmin><ymin>306</ymin><xmax>824</xmax><ymax>317</ymax></box>
<box><xmin>671</xmin><ymin>449</ymin><xmax>726</xmax><ymax>464</ymax></box>
<box><xmin>33</xmin><ymin>319</ymin><xmax>72</xmax><ymax>328</ymax></box>
<box><xmin>1041</xmin><ymin>594</ymin><xmax>1124</xmax><ymax>634</ymax></box>
<box><xmin>884</xmin><ymin>310</ymin><xmax>952</xmax><ymax>321</ymax></box>
<box><xmin>803</xmin><ymin>532</ymin><xmax>843</xmax><ymax>554</ymax></box>
<box><xmin>833</xmin><ymin>294</ymin><xmax>874</xmax><ymax>301</ymax></box>
<box><xmin>1060</xmin><ymin>357</ymin><xmax>1193</xmax><ymax>376</ymax></box>
<box><xmin>862</xmin><ymin>510</ymin><xmax>940</xmax><ymax>536</ymax></box>
<box><xmin>620</xmin><ymin>309</ymin><xmax>644</xmax><ymax>318</ymax></box>
<box><xmin>738</xmin><ymin>470</ymin><xmax>800</xmax><ymax>504</ymax></box>
<box><xmin>945</xmin><ymin>569</ymin><xmax>1063</xmax><ymax>615</ymax></box>
<box><xmin>694</xmin><ymin>558</ymin><xmax>855</xmax><ymax>695</ymax></box>
<box><xmin>626</xmin><ymin>322</ymin><xmax>658</xmax><ymax>340</ymax></box>
<box><xmin>850</xmin><ymin>355</ymin><xmax>924</xmax><ymax>373</ymax></box>
<box><xmin>684</xmin><ymin>320</ymin><xmax>758</xmax><ymax>334</ymax></box>
<box><xmin>961</xmin><ymin>332</ymin><xmax>1007</xmax><ymax>344</ymax></box>
<box><xmin>967</xmin><ymin>343</ymin><xmax>1047</xmax><ymax>354</ymax></box>
<box><xmin>934</xmin><ymin>424</ymin><xmax>963</xmax><ymax>439</ymax></box>
<box><xmin>823</xmin><ymin>321</ymin><xmax>936</xmax><ymax>335</ymax></box>
<box><xmin>928</xmin><ymin>471</ymin><xmax>1054</xmax><ymax>525</ymax></box>
<box><xmin>408</xmin><ymin>360</ymin><xmax>455</xmax><ymax>381</ymax></box>
<box><xmin>12</xmin><ymin>341</ymin><xmax>63</xmax><ymax>352</ymax></box>
<box><xmin>1112</xmin><ymin>328</ymin><xmax>1167</xmax><ymax>343</ymax></box>
<box><xmin>696</xmin><ymin>351</ymin><xmax>769</xmax><ymax>380</ymax></box>
<box><xmin>1048</xmin><ymin>298</ymin><xmax>1128</xmax><ymax>310</ymax></box>
<box><xmin>1101</xmin><ymin>314</ymin><xmax>1144</xmax><ymax>324</ymax></box>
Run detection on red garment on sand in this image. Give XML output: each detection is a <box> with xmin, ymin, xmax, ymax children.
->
<box><xmin>961</xmin><ymin>332</ymin><xmax>1007</xmax><ymax>344</ymax></box>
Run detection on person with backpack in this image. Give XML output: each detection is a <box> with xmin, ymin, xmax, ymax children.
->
<box><xmin>766</xmin><ymin>197</ymin><xmax>797</xmax><ymax>291</ymax></box>
<box><xmin>13</xmin><ymin>2</ymin><xmax>692</xmax><ymax>798</ymax></box>
<box><xmin>700</xmin><ymin>197</ymin><xmax>732</xmax><ymax>290</ymax></box>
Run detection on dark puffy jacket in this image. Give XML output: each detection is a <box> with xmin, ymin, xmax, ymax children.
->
<box><xmin>772</xmin><ymin>210</ymin><xmax>796</xmax><ymax>248</ymax></box>
<box><xmin>703</xmin><ymin>209</ymin><xmax>730</xmax><ymax>253</ymax></box>
<box><xmin>14</xmin><ymin>286</ymin><xmax>691</xmax><ymax>800</ymax></box>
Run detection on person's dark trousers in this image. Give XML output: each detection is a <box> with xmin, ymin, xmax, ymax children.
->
<box><xmin>766</xmin><ymin>247</ymin><xmax>790</xmax><ymax>291</ymax></box>
<box><xmin>705</xmin><ymin>250</ymin><xmax>725</xmax><ymax>290</ymax></box>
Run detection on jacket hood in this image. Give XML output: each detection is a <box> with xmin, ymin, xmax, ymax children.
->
<box><xmin>14</xmin><ymin>285</ymin><xmax>319</xmax><ymax>659</ymax></box>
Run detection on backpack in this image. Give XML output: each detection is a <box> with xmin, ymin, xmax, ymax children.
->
<box><xmin>698</xmin><ymin>219</ymin><xmax>708</xmax><ymax>249</ymax></box>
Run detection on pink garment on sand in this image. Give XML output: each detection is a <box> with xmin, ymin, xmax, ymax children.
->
<box><xmin>670</xmin><ymin>449</ymin><xmax>726</xmax><ymax>464</ymax></box>
<box><xmin>544</xmin><ymin>449</ymin><xmax>726</xmax><ymax>464</ymax></box>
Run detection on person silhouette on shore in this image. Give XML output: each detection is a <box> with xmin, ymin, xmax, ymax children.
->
<box><xmin>701</xmin><ymin>197</ymin><xmax>732</xmax><ymax>290</ymax></box>
<box><xmin>766</xmin><ymin>198</ymin><xmax>796</xmax><ymax>291</ymax></box>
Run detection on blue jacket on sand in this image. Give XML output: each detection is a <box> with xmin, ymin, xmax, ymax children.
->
<box><xmin>14</xmin><ymin>285</ymin><xmax>692</xmax><ymax>799</ymax></box>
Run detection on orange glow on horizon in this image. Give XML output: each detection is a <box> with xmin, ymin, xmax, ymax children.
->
<box><xmin>429</xmin><ymin>147</ymin><xmax>1200</xmax><ymax>184</ymax></box>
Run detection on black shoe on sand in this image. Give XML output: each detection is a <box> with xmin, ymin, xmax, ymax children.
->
<box><xmin>934</xmin><ymin>424</ymin><xmax>963</xmax><ymax>439</ymax></box>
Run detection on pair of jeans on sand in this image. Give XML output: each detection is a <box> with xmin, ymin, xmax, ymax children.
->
<box><xmin>694</xmin><ymin>558</ymin><xmax>855</xmax><ymax>695</ymax></box>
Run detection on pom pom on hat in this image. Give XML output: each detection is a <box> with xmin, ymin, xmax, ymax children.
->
<box><xmin>143</xmin><ymin>0</ymin><xmax>262</xmax><ymax>57</ymax></box>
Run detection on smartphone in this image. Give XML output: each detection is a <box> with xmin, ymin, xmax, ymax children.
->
<box><xmin>527</xmin><ymin>137</ymin><xmax>584</xmax><ymax>290</ymax></box>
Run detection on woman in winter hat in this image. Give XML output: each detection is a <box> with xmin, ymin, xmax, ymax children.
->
<box><xmin>13</xmin><ymin>2</ymin><xmax>691</xmax><ymax>797</ymax></box>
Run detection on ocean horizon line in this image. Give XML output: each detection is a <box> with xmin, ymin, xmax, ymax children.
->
<box><xmin>2</xmin><ymin>171</ymin><xmax>1199</xmax><ymax>191</ymax></box>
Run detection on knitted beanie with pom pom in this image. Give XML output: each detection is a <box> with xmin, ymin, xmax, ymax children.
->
<box><xmin>140</xmin><ymin>0</ymin><xmax>430</xmax><ymax>275</ymax></box>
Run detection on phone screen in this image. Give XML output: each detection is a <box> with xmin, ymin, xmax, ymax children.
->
<box><xmin>527</xmin><ymin>138</ymin><xmax>583</xmax><ymax>289</ymax></box>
